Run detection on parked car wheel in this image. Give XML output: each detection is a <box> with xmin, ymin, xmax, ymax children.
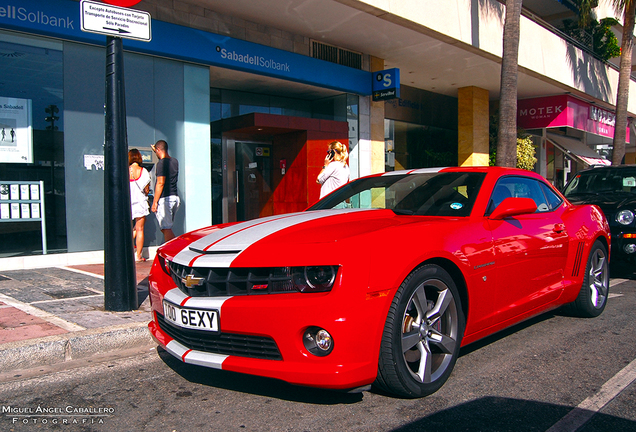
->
<box><xmin>376</xmin><ymin>264</ymin><xmax>465</xmax><ymax>398</ymax></box>
<box><xmin>566</xmin><ymin>241</ymin><xmax>609</xmax><ymax>318</ymax></box>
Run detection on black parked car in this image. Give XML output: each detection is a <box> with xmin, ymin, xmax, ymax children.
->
<box><xmin>563</xmin><ymin>165</ymin><xmax>636</xmax><ymax>262</ymax></box>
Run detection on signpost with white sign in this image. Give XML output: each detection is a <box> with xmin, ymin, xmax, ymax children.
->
<box><xmin>80</xmin><ymin>0</ymin><xmax>151</xmax><ymax>41</ymax></box>
<box><xmin>80</xmin><ymin>0</ymin><xmax>151</xmax><ymax>311</ymax></box>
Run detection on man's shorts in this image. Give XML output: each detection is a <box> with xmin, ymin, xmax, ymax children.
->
<box><xmin>156</xmin><ymin>195</ymin><xmax>180</xmax><ymax>230</ymax></box>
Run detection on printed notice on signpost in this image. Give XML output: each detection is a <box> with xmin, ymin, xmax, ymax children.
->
<box><xmin>20</xmin><ymin>184</ymin><xmax>29</xmax><ymax>200</ymax></box>
<box><xmin>10</xmin><ymin>203</ymin><xmax>19</xmax><ymax>219</ymax></box>
<box><xmin>30</xmin><ymin>184</ymin><xmax>39</xmax><ymax>201</ymax></box>
<box><xmin>9</xmin><ymin>184</ymin><xmax>18</xmax><ymax>200</ymax></box>
<box><xmin>31</xmin><ymin>203</ymin><xmax>40</xmax><ymax>219</ymax></box>
<box><xmin>21</xmin><ymin>203</ymin><xmax>30</xmax><ymax>219</ymax></box>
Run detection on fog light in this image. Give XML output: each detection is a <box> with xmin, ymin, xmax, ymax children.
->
<box><xmin>624</xmin><ymin>244</ymin><xmax>636</xmax><ymax>254</ymax></box>
<box><xmin>303</xmin><ymin>326</ymin><xmax>334</xmax><ymax>356</ymax></box>
<box><xmin>315</xmin><ymin>330</ymin><xmax>332</xmax><ymax>350</ymax></box>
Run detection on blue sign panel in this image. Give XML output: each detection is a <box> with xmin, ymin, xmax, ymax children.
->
<box><xmin>372</xmin><ymin>68</ymin><xmax>400</xmax><ymax>101</ymax></box>
<box><xmin>0</xmin><ymin>0</ymin><xmax>372</xmax><ymax>95</ymax></box>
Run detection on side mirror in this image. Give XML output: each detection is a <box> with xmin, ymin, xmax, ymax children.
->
<box><xmin>489</xmin><ymin>197</ymin><xmax>537</xmax><ymax>220</ymax></box>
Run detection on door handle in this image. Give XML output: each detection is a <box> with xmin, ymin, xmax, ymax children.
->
<box><xmin>235</xmin><ymin>170</ymin><xmax>239</xmax><ymax>203</ymax></box>
<box><xmin>553</xmin><ymin>223</ymin><xmax>566</xmax><ymax>233</ymax></box>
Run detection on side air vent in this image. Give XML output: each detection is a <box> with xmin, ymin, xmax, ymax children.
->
<box><xmin>572</xmin><ymin>242</ymin><xmax>585</xmax><ymax>277</ymax></box>
<box><xmin>311</xmin><ymin>40</ymin><xmax>362</xmax><ymax>70</ymax></box>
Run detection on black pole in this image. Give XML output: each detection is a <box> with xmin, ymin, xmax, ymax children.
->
<box><xmin>104</xmin><ymin>36</ymin><xmax>136</xmax><ymax>311</ymax></box>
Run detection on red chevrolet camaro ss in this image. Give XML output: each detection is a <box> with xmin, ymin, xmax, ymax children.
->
<box><xmin>147</xmin><ymin>166</ymin><xmax>610</xmax><ymax>398</ymax></box>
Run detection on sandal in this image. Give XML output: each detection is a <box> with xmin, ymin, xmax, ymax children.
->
<box><xmin>135</xmin><ymin>257</ymin><xmax>146</xmax><ymax>263</ymax></box>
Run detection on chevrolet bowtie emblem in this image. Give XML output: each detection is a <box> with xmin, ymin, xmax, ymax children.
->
<box><xmin>182</xmin><ymin>274</ymin><xmax>205</xmax><ymax>288</ymax></box>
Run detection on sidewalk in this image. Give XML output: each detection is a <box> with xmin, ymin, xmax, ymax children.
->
<box><xmin>0</xmin><ymin>260</ymin><xmax>155</xmax><ymax>373</ymax></box>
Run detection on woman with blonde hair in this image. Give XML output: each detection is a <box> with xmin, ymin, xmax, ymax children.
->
<box><xmin>317</xmin><ymin>140</ymin><xmax>350</xmax><ymax>198</ymax></box>
<box><xmin>129</xmin><ymin>148</ymin><xmax>150</xmax><ymax>262</ymax></box>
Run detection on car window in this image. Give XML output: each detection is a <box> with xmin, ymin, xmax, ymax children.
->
<box><xmin>487</xmin><ymin>177</ymin><xmax>554</xmax><ymax>215</ymax></box>
<box><xmin>539</xmin><ymin>182</ymin><xmax>563</xmax><ymax>211</ymax></box>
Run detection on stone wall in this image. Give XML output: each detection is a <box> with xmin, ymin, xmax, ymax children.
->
<box><xmin>133</xmin><ymin>0</ymin><xmax>310</xmax><ymax>56</ymax></box>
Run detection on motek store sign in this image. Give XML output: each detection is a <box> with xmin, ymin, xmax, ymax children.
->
<box><xmin>517</xmin><ymin>95</ymin><xmax>628</xmax><ymax>142</ymax></box>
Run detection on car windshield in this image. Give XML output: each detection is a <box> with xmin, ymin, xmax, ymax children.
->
<box><xmin>564</xmin><ymin>168</ymin><xmax>636</xmax><ymax>196</ymax></box>
<box><xmin>309</xmin><ymin>171</ymin><xmax>486</xmax><ymax>216</ymax></box>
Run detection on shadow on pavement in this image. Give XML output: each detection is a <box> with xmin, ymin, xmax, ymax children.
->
<box><xmin>158</xmin><ymin>344</ymin><xmax>635</xmax><ymax>431</ymax></box>
<box><xmin>459</xmin><ymin>313</ymin><xmax>556</xmax><ymax>357</ymax></box>
<box><xmin>156</xmin><ymin>347</ymin><xmax>363</xmax><ymax>404</ymax></box>
<box><xmin>389</xmin><ymin>396</ymin><xmax>636</xmax><ymax>432</ymax></box>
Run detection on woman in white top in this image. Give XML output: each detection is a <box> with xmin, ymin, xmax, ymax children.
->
<box><xmin>129</xmin><ymin>149</ymin><xmax>151</xmax><ymax>262</ymax></box>
<box><xmin>317</xmin><ymin>140</ymin><xmax>350</xmax><ymax>198</ymax></box>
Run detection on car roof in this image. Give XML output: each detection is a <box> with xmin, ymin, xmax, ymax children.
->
<box><xmin>378</xmin><ymin>166</ymin><xmax>543</xmax><ymax>178</ymax></box>
<box><xmin>575</xmin><ymin>164</ymin><xmax>636</xmax><ymax>174</ymax></box>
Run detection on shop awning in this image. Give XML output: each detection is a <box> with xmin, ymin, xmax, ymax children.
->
<box><xmin>546</xmin><ymin>133</ymin><xmax>610</xmax><ymax>166</ymax></box>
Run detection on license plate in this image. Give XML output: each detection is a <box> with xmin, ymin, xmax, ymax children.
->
<box><xmin>162</xmin><ymin>301</ymin><xmax>219</xmax><ymax>332</ymax></box>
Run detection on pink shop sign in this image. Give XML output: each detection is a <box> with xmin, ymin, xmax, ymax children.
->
<box><xmin>517</xmin><ymin>95</ymin><xmax>628</xmax><ymax>142</ymax></box>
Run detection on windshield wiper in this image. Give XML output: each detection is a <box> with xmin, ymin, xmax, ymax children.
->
<box><xmin>392</xmin><ymin>209</ymin><xmax>414</xmax><ymax>215</ymax></box>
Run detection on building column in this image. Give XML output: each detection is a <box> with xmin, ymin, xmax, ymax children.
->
<box><xmin>625</xmin><ymin>151</ymin><xmax>636</xmax><ymax>164</ymax></box>
<box><xmin>182</xmin><ymin>64</ymin><xmax>212</xmax><ymax>231</ymax></box>
<box><xmin>370</xmin><ymin>56</ymin><xmax>385</xmax><ymax>174</ymax></box>
<box><xmin>458</xmin><ymin>86</ymin><xmax>489</xmax><ymax>166</ymax></box>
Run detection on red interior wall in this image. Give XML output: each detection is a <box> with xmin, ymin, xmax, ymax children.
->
<box><xmin>265</xmin><ymin>118</ymin><xmax>348</xmax><ymax>216</ymax></box>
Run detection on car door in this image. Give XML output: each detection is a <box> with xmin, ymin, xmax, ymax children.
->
<box><xmin>487</xmin><ymin>176</ymin><xmax>569</xmax><ymax>324</ymax></box>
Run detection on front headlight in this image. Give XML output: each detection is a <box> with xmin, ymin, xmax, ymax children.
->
<box><xmin>616</xmin><ymin>210</ymin><xmax>635</xmax><ymax>225</ymax></box>
<box><xmin>293</xmin><ymin>266</ymin><xmax>337</xmax><ymax>293</ymax></box>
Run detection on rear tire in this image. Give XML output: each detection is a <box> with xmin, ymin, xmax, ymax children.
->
<box><xmin>375</xmin><ymin>264</ymin><xmax>465</xmax><ymax>398</ymax></box>
<box><xmin>565</xmin><ymin>241</ymin><xmax>609</xmax><ymax>318</ymax></box>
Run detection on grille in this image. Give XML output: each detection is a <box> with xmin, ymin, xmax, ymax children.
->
<box><xmin>168</xmin><ymin>262</ymin><xmax>296</xmax><ymax>297</ymax></box>
<box><xmin>157</xmin><ymin>313</ymin><xmax>282</xmax><ymax>360</ymax></box>
<box><xmin>311</xmin><ymin>40</ymin><xmax>362</xmax><ymax>70</ymax></box>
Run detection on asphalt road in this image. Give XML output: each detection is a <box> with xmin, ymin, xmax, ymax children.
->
<box><xmin>1</xmin><ymin>275</ymin><xmax>635</xmax><ymax>432</ymax></box>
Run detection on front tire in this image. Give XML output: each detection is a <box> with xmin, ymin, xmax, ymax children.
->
<box><xmin>565</xmin><ymin>241</ymin><xmax>609</xmax><ymax>318</ymax></box>
<box><xmin>375</xmin><ymin>264</ymin><xmax>465</xmax><ymax>398</ymax></box>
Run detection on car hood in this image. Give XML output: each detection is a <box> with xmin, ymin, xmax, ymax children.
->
<box><xmin>566</xmin><ymin>192</ymin><xmax>636</xmax><ymax>212</ymax></box>
<box><xmin>170</xmin><ymin>209</ymin><xmax>458</xmax><ymax>268</ymax></box>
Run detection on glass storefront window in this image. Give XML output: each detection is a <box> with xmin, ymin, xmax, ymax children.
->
<box><xmin>210</xmin><ymin>88</ymin><xmax>313</xmax><ymax>120</ymax></box>
<box><xmin>347</xmin><ymin>94</ymin><xmax>359</xmax><ymax>179</ymax></box>
<box><xmin>384</xmin><ymin>119</ymin><xmax>458</xmax><ymax>171</ymax></box>
<box><xmin>0</xmin><ymin>31</ymin><xmax>65</xmax><ymax>257</ymax></box>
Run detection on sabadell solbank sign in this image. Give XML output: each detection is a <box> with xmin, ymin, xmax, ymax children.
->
<box><xmin>517</xmin><ymin>95</ymin><xmax>628</xmax><ymax>142</ymax></box>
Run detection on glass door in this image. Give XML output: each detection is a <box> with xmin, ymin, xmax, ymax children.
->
<box><xmin>235</xmin><ymin>141</ymin><xmax>273</xmax><ymax>222</ymax></box>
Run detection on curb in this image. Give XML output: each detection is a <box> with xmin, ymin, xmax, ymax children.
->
<box><xmin>0</xmin><ymin>322</ymin><xmax>154</xmax><ymax>372</ymax></box>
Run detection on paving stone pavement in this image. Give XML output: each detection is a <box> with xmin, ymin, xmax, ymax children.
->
<box><xmin>0</xmin><ymin>261</ymin><xmax>155</xmax><ymax>372</ymax></box>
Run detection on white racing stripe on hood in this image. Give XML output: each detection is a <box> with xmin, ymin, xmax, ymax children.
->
<box><xmin>172</xmin><ymin>212</ymin><xmax>302</xmax><ymax>267</ymax></box>
<box><xmin>173</xmin><ymin>209</ymin><xmax>367</xmax><ymax>268</ymax></box>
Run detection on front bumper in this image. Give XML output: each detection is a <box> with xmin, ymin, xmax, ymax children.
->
<box><xmin>611</xmin><ymin>228</ymin><xmax>636</xmax><ymax>258</ymax></box>
<box><xmin>147</xmin><ymin>261</ymin><xmax>389</xmax><ymax>390</ymax></box>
